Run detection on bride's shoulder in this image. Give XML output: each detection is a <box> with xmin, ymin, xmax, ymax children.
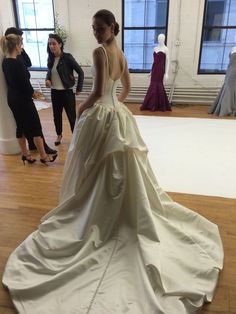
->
<box><xmin>118</xmin><ymin>49</ymin><xmax>127</xmax><ymax>66</ymax></box>
<box><xmin>93</xmin><ymin>46</ymin><xmax>105</xmax><ymax>55</ymax></box>
<box><xmin>119</xmin><ymin>48</ymin><xmax>125</xmax><ymax>59</ymax></box>
<box><xmin>93</xmin><ymin>47</ymin><xmax>107</xmax><ymax>62</ymax></box>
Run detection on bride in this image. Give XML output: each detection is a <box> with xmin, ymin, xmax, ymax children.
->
<box><xmin>3</xmin><ymin>9</ymin><xmax>223</xmax><ymax>314</ymax></box>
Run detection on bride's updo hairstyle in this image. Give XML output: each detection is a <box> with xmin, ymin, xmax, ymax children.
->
<box><xmin>93</xmin><ymin>9</ymin><xmax>120</xmax><ymax>36</ymax></box>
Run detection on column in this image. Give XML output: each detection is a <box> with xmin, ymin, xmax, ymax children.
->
<box><xmin>0</xmin><ymin>25</ymin><xmax>20</xmax><ymax>154</ymax></box>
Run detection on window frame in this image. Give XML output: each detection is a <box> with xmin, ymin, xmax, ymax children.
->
<box><xmin>198</xmin><ymin>0</ymin><xmax>236</xmax><ymax>75</ymax></box>
<box><xmin>12</xmin><ymin>0</ymin><xmax>55</xmax><ymax>71</ymax></box>
<box><xmin>122</xmin><ymin>0</ymin><xmax>170</xmax><ymax>73</ymax></box>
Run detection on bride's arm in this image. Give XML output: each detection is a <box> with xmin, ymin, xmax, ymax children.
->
<box><xmin>78</xmin><ymin>48</ymin><xmax>105</xmax><ymax>118</ymax></box>
<box><xmin>118</xmin><ymin>59</ymin><xmax>131</xmax><ymax>102</ymax></box>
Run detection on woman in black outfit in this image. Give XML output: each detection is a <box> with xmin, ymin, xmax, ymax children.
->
<box><xmin>0</xmin><ymin>34</ymin><xmax>57</xmax><ymax>165</ymax></box>
<box><xmin>4</xmin><ymin>27</ymin><xmax>57</xmax><ymax>155</ymax></box>
<box><xmin>45</xmin><ymin>34</ymin><xmax>84</xmax><ymax>146</ymax></box>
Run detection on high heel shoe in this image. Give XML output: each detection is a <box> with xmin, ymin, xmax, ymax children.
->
<box><xmin>40</xmin><ymin>154</ymin><xmax>58</xmax><ymax>165</ymax></box>
<box><xmin>22</xmin><ymin>155</ymin><xmax>36</xmax><ymax>165</ymax></box>
<box><xmin>54</xmin><ymin>135</ymin><xmax>62</xmax><ymax>146</ymax></box>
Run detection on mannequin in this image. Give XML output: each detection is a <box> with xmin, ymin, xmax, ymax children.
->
<box><xmin>231</xmin><ymin>35</ymin><xmax>236</xmax><ymax>54</ymax></box>
<box><xmin>140</xmin><ymin>33</ymin><xmax>171</xmax><ymax>111</ymax></box>
<box><xmin>154</xmin><ymin>34</ymin><xmax>169</xmax><ymax>81</ymax></box>
<box><xmin>209</xmin><ymin>34</ymin><xmax>236</xmax><ymax>116</ymax></box>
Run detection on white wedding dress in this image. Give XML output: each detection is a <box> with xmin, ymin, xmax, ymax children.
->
<box><xmin>3</xmin><ymin>47</ymin><xmax>223</xmax><ymax>314</ymax></box>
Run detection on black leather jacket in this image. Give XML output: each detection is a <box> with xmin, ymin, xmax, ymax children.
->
<box><xmin>46</xmin><ymin>52</ymin><xmax>84</xmax><ymax>92</ymax></box>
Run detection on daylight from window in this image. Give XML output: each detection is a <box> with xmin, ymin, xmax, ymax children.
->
<box><xmin>199</xmin><ymin>0</ymin><xmax>236</xmax><ymax>73</ymax></box>
<box><xmin>14</xmin><ymin>0</ymin><xmax>54</xmax><ymax>68</ymax></box>
<box><xmin>123</xmin><ymin>0</ymin><xmax>168</xmax><ymax>72</ymax></box>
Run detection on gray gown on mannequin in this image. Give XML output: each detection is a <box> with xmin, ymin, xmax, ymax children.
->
<box><xmin>209</xmin><ymin>52</ymin><xmax>236</xmax><ymax>116</ymax></box>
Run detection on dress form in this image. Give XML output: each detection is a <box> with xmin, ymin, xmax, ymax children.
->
<box><xmin>209</xmin><ymin>34</ymin><xmax>236</xmax><ymax>116</ymax></box>
<box><xmin>231</xmin><ymin>35</ymin><xmax>236</xmax><ymax>54</ymax></box>
<box><xmin>153</xmin><ymin>34</ymin><xmax>169</xmax><ymax>81</ymax></box>
<box><xmin>141</xmin><ymin>33</ymin><xmax>171</xmax><ymax>112</ymax></box>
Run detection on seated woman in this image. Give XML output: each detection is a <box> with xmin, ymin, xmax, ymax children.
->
<box><xmin>0</xmin><ymin>34</ymin><xmax>57</xmax><ymax>165</ymax></box>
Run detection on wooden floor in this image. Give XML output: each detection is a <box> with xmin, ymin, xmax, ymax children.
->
<box><xmin>0</xmin><ymin>104</ymin><xmax>235</xmax><ymax>314</ymax></box>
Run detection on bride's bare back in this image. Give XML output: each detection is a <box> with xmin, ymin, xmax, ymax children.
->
<box><xmin>93</xmin><ymin>44</ymin><xmax>131</xmax><ymax>102</ymax></box>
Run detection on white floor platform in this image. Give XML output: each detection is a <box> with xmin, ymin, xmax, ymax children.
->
<box><xmin>135</xmin><ymin>115</ymin><xmax>236</xmax><ymax>199</ymax></box>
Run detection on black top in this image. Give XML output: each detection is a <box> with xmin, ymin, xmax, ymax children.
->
<box><xmin>2</xmin><ymin>58</ymin><xmax>34</xmax><ymax>99</ymax></box>
<box><xmin>46</xmin><ymin>52</ymin><xmax>84</xmax><ymax>92</ymax></box>
<box><xmin>18</xmin><ymin>49</ymin><xmax>32</xmax><ymax>69</ymax></box>
<box><xmin>2</xmin><ymin>57</ymin><xmax>42</xmax><ymax>139</ymax></box>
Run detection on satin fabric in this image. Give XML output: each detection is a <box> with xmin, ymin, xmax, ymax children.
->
<box><xmin>141</xmin><ymin>51</ymin><xmax>171</xmax><ymax>112</ymax></box>
<box><xmin>2</xmin><ymin>48</ymin><xmax>223</xmax><ymax>314</ymax></box>
<box><xmin>209</xmin><ymin>52</ymin><xmax>236</xmax><ymax>116</ymax></box>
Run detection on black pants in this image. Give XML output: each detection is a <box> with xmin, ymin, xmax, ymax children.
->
<box><xmin>51</xmin><ymin>89</ymin><xmax>76</xmax><ymax>135</ymax></box>
<box><xmin>27</xmin><ymin>134</ymin><xmax>48</xmax><ymax>150</ymax></box>
<box><xmin>8</xmin><ymin>98</ymin><xmax>43</xmax><ymax>139</ymax></box>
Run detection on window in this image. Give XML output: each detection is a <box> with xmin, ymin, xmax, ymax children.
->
<box><xmin>13</xmin><ymin>0</ymin><xmax>55</xmax><ymax>69</ymax></box>
<box><xmin>199</xmin><ymin>0</ymin><xmax>236</xmax><ymax>74</ymax></box>
<box><xmin>123</xmin><ymin>0</ymin><xmax>169</xmax><ymax>72</ymax></box>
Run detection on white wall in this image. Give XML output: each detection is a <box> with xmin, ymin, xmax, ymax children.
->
<box><xmin>0</xmin><ymin>1</ymin><xmax>21</xmax><ymax>154</ymax></box>
<box><xmin>1</xmin><ymin>0</ymin><xmax>225</xmax><ymax>88</ymax></box>
<box><xmin>166</xmin><ymin>0</ymin><xmax>224</xmax><ymax>88</ymax></box>
<box><xmin>0</xmin><ymin>0</ymin><xmax>15</xmax><ymax>34</ymax></box>
<box><xmin>53</xmin><ymin>0</ymin><xmax>225</xmax><ymax>89</ymax></box>
<box><xmin>62</xmin><ymin>0</ymin><xmax>122</xmax><ymax>77</ymax></box>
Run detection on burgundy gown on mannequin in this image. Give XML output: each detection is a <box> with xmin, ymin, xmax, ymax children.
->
<box><xmin>141</xmin><ymin>51</ymin><xmax>171</xmax><ymax>111</ymax></box>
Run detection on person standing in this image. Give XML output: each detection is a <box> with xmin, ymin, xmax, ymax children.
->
<box><xmin>140</xmin><ymin>33</ymin><xmax>171</xmax><ymax>111</ymax></box>
<box><xmin>4</xmin><ymin>27</ymin><xmax>57</xmax><ymax>155</ymax></box>
<box><xmin>2</xmin><ymin>10</ymin><xmax>223</xmax><ymax>313</ymax></box>
<box><xmin>46</xmin><ymin>33</ymin><xmax>84</xmax><ymax>145</ymax></box>
<box><xmin>0</xmin><ymin>34</ymin><xmax>57</xmax><ymax>165</ymax></box>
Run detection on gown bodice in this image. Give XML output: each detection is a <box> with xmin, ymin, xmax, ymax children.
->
<box><xmin>96</xmin><ymin>78</ymin><xmax>120</xmax><ymax>106</ymax></box>
<box><xmin>151</xmin><ymin>51</ymin><xmax>166</xmax><ymax>79</ymax></box>
<box><xmin>91</xmin><ymin>46</ymin><xmax>120</xmax><ymax>107</ymax></box>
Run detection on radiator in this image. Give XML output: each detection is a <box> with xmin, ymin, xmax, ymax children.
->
<box><xmin>31</xmin><ymin>77</ymin><xmax>220</xmax><ymax>105</ymax></box>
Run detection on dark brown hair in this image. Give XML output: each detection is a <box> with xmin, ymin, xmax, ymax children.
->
<box><xmin>5</xmin><ymin>27</ymin><xmax>23</xmax><ymax>36</ymax></box>
<box><xmin>93</xmin><ymin>9</ymin><xmax>120</xmax><ymax>36</ymax></box>
<box><xmin>47</xmin><ymin>33</ymin><xmax>64</xmax><ymax>68</ymax></box>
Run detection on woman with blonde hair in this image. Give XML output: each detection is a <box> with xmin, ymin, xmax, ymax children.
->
<box><xmin>0</xmin><ymin>34</ymin><xmax>57</xmax><ymax>164</ymax></box>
